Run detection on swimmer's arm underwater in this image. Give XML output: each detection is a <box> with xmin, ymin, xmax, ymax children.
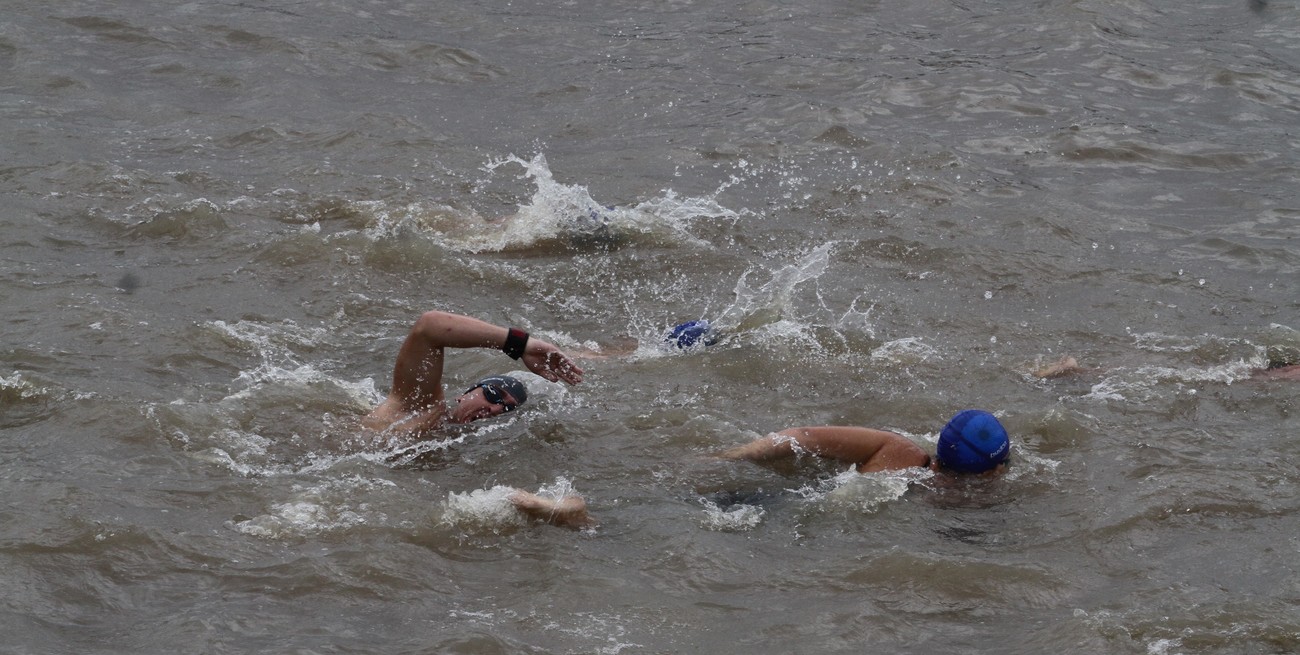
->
<box><xmin>717</xmin><ymin>426</ymin><xmax>927</xmax><ymax>472</ymax></box>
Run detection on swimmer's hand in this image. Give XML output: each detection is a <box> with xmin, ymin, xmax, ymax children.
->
<box><xmin>508</xmin><ymin>489</ymin><xmax>594</xmax><ymax>529</ymax></box>
<box><xmin>1033</xmin><ymin>355</ymin><xmax>1083</xmax><ymax>379</ymax></box>
<box><xmin>522</xmin><ymin>339</ymin><xmax>585</xmax><ymax>385</ymax></box>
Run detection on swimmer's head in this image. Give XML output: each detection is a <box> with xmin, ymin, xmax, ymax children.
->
<box><xmin>665</xmin><ymin>320</ymin><xmax>718</xmax><ymax>349</ymax></box>
<box><xmin>936</xmin><ymin>410</ymin><xmax>1010</xmax><ymax>474</ymax></box>
<box><xmin>454</xmin><ymin>375</ymin><xmax>528</xmax><ymax>423</ymax></box>
<box><xmin>471</xmin><ymin>375</ymin><xmax>528</xmax><ymax>408</ymax></box>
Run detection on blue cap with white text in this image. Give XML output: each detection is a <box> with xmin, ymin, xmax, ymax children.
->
<box><xmin>936</xmin><ymin>410</ymin><xmax>1010</xmax><ymax>473</ymax></box>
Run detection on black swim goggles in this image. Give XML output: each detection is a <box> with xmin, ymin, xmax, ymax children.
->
<box><xmin>468</xmin><ymin>382</ymin><xmax>519</xmax><ymax>412</ymax></box>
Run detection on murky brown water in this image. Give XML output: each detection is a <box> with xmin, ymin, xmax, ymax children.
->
<box><xmin>3</xmin><ymin>1</ymin><xmax>1298</xmax><ymax>653</ymax></box>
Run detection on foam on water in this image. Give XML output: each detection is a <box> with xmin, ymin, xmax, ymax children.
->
<box><xmin>585</xmin><ymin>239</ymin><xmax>863</xmax><ymax>362</ymax></box>
<box><xmin>821</xmin><ymin>468</ymin><xmax>919</xmax><ymax>512</ymax></box>
<box><xmin>713</xmin><ymin>242</ymin><xmax>834</xmax><ymax>333</ymax></box>
<box><xmin>0</xmin><ymin>371</ymin><xmax>71</xmax><ymax>429</ymax></box>
<box><xmin>207</xmin><ymin>318</ymin><xmax>337</xmax><ymax>367</ymax></box>
<box><xmin>1</xmin><ymin>371</ymin><xmax>52</xmax><ymax>403</ymax></box>
<box><xmin>871</xmin><ymin>337</ymin><xmax>938</xmax><ymax>365</ymax></box>
<box><xmin>442</xmin><ymin>477</ymin><xmax>585</xmax><ymax>532</ymax></box>
<box><xmin>231</xmin><ymin>475</ymin><xmax>399</xmax><ymax>538</ymax></box>
<box><xmin>440</xmin><ymin>485</ymin><xmax>528</xmax><ymax>530</ymax></box>
<box><xmin>1076</xmin><ymin>360</ymin><xmax>1263</xmax><ymax>404</ymax></box>
<box><xmin>267</xmin><ymin>152</ymin><xmax>743</xmax><ymax>258</ymax></box>
<box><xmin>698</xmin><ymin>445</ymin><xmax>939</xmax><ymax>533</ymax></box>
<box><xmin>377</xmin><ymin>152</ymin><xmax>739</xmax><ymax>252</ymax></box>
<box><xmin>699</xmin><ymin>500</ymin><xmax>765</xmax><ymax>532</ymax></box>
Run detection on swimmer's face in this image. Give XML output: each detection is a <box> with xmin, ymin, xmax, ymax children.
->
<box><xmin>450</xmin><ymin>385</ymin><xmax>520</xmax><ymax>423</ymax></box>
<box><xmin>931</xmin><ymin>458</ymin><xmax>1008</xmax><ymax>477</ymax></box>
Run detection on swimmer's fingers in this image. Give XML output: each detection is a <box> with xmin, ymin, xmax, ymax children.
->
<box><xmin>523</xmin><ymin>344</ymin><xmax>585</xmax><ymax>385</ymax></box>
<box><xmin>546</xmin><ymin>351</ymin><xmax>585</xmax><ymax>384</ymax></box>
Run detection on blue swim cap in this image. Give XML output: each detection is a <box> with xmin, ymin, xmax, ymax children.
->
<box><xmin>665</xmin><ymin>320</ymin><xmax>717</xmax><ymax>349</ymax></box>
<box><xmin>936</xmin><ymin>410</ymin><xmax>1010</xmax><ymax>473</ymax></box>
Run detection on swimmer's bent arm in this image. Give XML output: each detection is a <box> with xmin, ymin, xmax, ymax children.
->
<box><xmin>390</xmin><ymin>311</ymin><xmax>584</xmax><ymax>407</ymax></box>
<box><xmin>717</xmin><ymin>426</ymin><xmax>910</xmax><ymax>468</ymax></box>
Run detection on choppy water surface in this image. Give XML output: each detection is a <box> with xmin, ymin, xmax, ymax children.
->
<box><xmin>3</xmin><ymin>0</ymin><xmax>1299</xmax><ymax>653</ymax></box>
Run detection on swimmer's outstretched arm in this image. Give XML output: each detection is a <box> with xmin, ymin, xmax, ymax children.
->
<box><xmin>1033</xmin><ymin>355</ymin><xmax>1299</xmax><ymax>382</ymax></box>
<box><xmin>1032</xmin><ymin>355</ymin><xmax>1086</xmax><ymax>379</ymax></box>
<box><xmin>508</xmin><ymin>490</ymin><xmax>594</xmax><ymax>529</ymax></box>
<box><xmin>567</xmin><ymin>335</ymin><xmax>639</xmax><ymax>361</ymax></box>
<box><xmin>1253</xmin><ymin>364</ymin><xmax>1300</xmax><ymax>381</ymax></box>
<box><xmin>716</xmin><ymin>426</ymin><xmax>914</xmax><ymax>468</ymax></box>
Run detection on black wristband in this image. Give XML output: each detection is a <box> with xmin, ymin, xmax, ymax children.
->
<box><xmin>503</xmin><ymin>328</ymin><xmax>529</xmax><ymax>360</ymax></box>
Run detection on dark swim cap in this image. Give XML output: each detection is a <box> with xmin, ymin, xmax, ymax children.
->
<box><xmin>470</xmin><ymin>375</ymin><xmax>528</xmax><ymax>407</ymax></box>
<box><xmin>936</xmin><ymin>410</ymin><xmax>1010</xmax><ymax>473</ymax></box>
<box><xmin>665</xmin><ymin>320</ymin><xmax>718</xmax><ymax>349</ymax></box>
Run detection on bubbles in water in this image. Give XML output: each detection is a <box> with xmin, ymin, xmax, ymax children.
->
<box><xmin>1146</xmin><ymin>638</ymin><xmax>1185</xmax><ymax>655</ymax></box>
<box><xmin>443</xmin><ymin>152</ymin><xmax>739</xmax><ymax>252</ymax></box>
<box><xmin>442</xmin><ymin>477</ymin><xmax>585</xmax><ymax>531</ymax></box>
<box><xmin>871</xmin><ymin>337</ymin><xmax>937</xmax><ymax>365</ymax></box>
<box><xmin>231</xmin><ymin>475</ymin><xmax>398</xmax><ymax>538</ymax></box>
<box><xmin>822</xmin><ymin>470</ymin><xmax>915</xmax><ymax>512</ymax></box>
<box><xmin>713</xmin><ymin>242</ymin><xmax>834</xmax><ymax>332</ymax></box>
<box><xmin>700</xmin><ymin>499</ymin><xmax>765</xmax><ymax>532</ymax></box>
<box><xmin>442</xmin><ymin>485</ymin><xmax>526</xmax><ymax>529</ymax></box>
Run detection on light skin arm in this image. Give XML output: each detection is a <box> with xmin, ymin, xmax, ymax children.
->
<box><xmin>385</xmin><ymin>310</ymin><xmax>584</xmax><ymax>413</ymax></box>
<box><xmin>1252</xmin><ymin>363</ymin><xmax>1300</xmax><ymax>381</ymax></box>
<box><xmin>717</xmin><ymin>426</ymin><xmax>929</xmax><ymax>473</ymax></box>
<box><xmin>1034</xmin><ymin>356</ymin><xmax>1300</xmax><ymax>382</ymax></box>
<box><xmin>508</xmin><ymin>490</ymin><xmax>593</xmax><ymax>529</ymax></box>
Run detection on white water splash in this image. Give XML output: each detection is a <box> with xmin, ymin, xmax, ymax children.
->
<box><xmin>437</xmin><ymin>152</ymin><xmax>738</xmax><ymax>252</ymax></box>
<box><xmin>699</xmin><ymin>500</ymin><xmax>765</xmax><ymax>532</ymax></box>
<box><xmin>713</xmin><ymin>241</ymin><xmax>834</xmax><ymax>332</ymax></box>
<box><xmin>231</xmin><ymin>475</ymin><xmax>398</xmax><ymax>538</ymax></box>
<box><xmin>1080</xmin><ymin>360</ymin><xmax>1260</xmax><ymax>403</ymax></box>
<box><xmin>441</xmin><ymin>485</ymin><xmax>526</xmax><ymax>529</ymax></box>
<box><xmin>871</xmin><ymin>337</ymin><xmax>938</xmax><ymax>365</ymax></box>
<box><xmin>442</xmin><ymin>476</ymin><xmax>585</xmax><ymax>531</ymax></box>
<box><xmin>822</xmin><ymin>469</ymin><xmax>917</xmax><ymax>512</ymax></box>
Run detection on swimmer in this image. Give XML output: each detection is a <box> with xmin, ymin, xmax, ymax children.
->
<box><xmin>717</xmin><ymin>409</ymin><xmax>1011</xmax><ymax>476</ymax></box>
<box><xmin>664</xmin><ymin>319</ymin><xmax>719</xmax><ymax>349</ymax></box>
<box><xmin>1030</xmin><ymin>354</ymin><xmax>1300</xmax><ymax>381</ymax></box>
<box><xmin>492</xmin><ymin>205</ymin><xmax>627</xmax><ymax>249</ymax></box>
<box><xmin>1031</xmin><ymin>355</ymin><xmax>1091</xmax><ymax>379</ymax></box>
<box><xmin>364</xmin><ymin>310</ymin><xmax>583</xmax><ymax>434</ymax></box>
<box><xmin>363</xmin><ymin>310</ymin><xmax>587</xmax><ymax>528</ymax></box>
<box><xmin>573</xmin><ymin>319</ymin><xmax>720</xmax><ymax>359</ymax></box>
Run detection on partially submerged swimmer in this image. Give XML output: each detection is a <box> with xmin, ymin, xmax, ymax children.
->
<box><xmin>1257</xmin><ymin>363</ymin><xmax>1300</xmax><ymax>381</ymax></box>
<box><xmin>364</xmin><ymin>310</ymin><xmax>590</xmax><ymax>528</ymax></box>
<box><xmin>572</xmin><ymin>319</ymin><xmax>720</xmax><ymax>360</ymax></box>
<box><xmin>664</xmin><ymin>319</ymin><xmax>719</xmax><ymax>349</ymax></box>
<box><xmin>364</xmin><ymin>310</ymin><xmax>583</xmax><ymax>433</ymax></box>
<box><xmin>717</xmin><ymin>410</ymin><xmax>1011</xmax><ymax>476</ymax></box>
<box><xmin>492</xmin><ymin>205</ymin><xmax>628</xmax><ymax>250</ymax></box>
<box><xmin>1030</xmin><ymin>354</ymin><xmax>1300</xmax><ymax>381</ymax></box>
